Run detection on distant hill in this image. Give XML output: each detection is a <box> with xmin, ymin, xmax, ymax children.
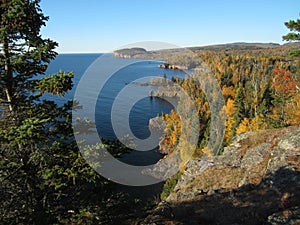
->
<box><xmin>113</xmin><ymin>42</ymin><xmax>300</xmax><ymax>59</ymax></box>
<box><xmin>188</xmin><ymin>42</ymin><xmax>281</xmax><ymax>51</ymax></box>
<box><xmin>113</xmin><ymin>47</ymin><xmax>147</xmax><ymax>58</ymax></box>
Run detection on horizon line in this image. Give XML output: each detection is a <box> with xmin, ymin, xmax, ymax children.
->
<box><xmin>55</xmin><ymin>41</ymin><xmax>295</xmax><ymax>54</ymax></box>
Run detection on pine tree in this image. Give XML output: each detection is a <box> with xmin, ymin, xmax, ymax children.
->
<box><xmin>233</xmin><ymin>88</ymin><xmax>246</xmax><ymax>131</ymax></box>
<box><xmin>257</xmin><ymin>83</ymin><xmax>274</xmax><ymax>115</ymax></box>
<box><xmin>0</xmin><ymin>1</ymin><xmax>101</xmax><ymax>223</ymax></box>
<box><xmin>282</xmin><ymin>17</ymin><xmax>300</xmax><ymax>57</ymax></box>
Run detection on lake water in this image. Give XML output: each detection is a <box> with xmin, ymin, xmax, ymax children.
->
<box><xmin>46</xmin><ymin>54</ymin><xmax>187</xmax><ymax>166</ymax></box>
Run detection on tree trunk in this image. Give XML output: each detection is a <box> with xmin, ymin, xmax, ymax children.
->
<box><xmin>2</xmin><ymin>36</ymin><xmax>23</xmax><ymax>155</ymax></box>
<box><xmin>3</xmin><ymin>37</ymin><xmax>14</xmax><ymax>112</ymax></box>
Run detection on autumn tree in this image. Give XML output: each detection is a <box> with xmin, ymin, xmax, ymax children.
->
<box><xmin>160</xmin><ymin>109</ymin><xmax>182</xmax><ymax>154</ymax></box>
<box><xmin>235</xmin><ymin>118</ymin><xmax>250</xmax><ymax>135</ymax></box>
<box><xmin>271</xmin><ymin>68</ymin><xmax>297</xmax><ymax>126</ymax></box>
<box><xmin>285</xmin><ymin>93</ymin><xmax>300</xmax><ymax>125</ymax></box>
<box><xmin>236</xmin><ymin>115</ymin><xmax>267</xmax><ymax>135</ymax></box>
<box><xmin>224</xmin><ymin>98</ymin><xmax>236</xmax><ymax>144</ymax></box>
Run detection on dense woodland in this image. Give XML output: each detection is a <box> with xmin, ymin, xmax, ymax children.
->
<box><xmin>158</xmin><ymin>43</ymin><xmax>300</xmax><ymax>164</ymax></box>
<box><xmin>0</xmin><ymin>0</ymin><xmax>299</xmax><ymax>224</ymax></box>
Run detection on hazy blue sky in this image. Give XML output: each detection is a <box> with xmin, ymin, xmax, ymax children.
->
<box><xmin>40</xmin><ymin>0</ymin><xmax>299</xmax><ymax>53</ymax></box>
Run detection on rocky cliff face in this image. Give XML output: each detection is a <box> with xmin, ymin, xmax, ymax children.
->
<box><xmin>137</xmin><ymin>125</ymin><xmax>300</xmax><ymax>225</ymax></box>
<box><xmin>113</xmin><ymin>48</ymin><xmax>149</xmax><ymax>58</ymax></box>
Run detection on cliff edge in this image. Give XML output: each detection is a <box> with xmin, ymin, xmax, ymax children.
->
<box><xmin>137</xmin><ymin>125</ymin><xmax>300</xmax><ymax>225</ymax></box>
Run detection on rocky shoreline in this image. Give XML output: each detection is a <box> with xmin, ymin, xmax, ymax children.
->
<box><xmin>148</xmin><ymin>116</ymin><xmax>169</xmax><ymax>155</ymax></box>
<box><xmin>158</xmin><ymin>63</ymin><xmax>188</xmax><ymax>71</ymax></box>
<box><xmin>149</xmin><ymin>117</ymin><xmax>166</xmax><ymax>131</ymax></box>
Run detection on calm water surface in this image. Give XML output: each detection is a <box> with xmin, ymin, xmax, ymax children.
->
<box><xmin>46</xmin><ymin>53</ymin><xmax>189</xmax><ymax>198</ymax></box>
<box><xmin>46</xmin><ymin>54</ymin><xmax>187</xmax><ymax>166</ymax></box>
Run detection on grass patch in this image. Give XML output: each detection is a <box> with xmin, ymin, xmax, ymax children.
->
<box><xmin>160</xmin><ymin>172</ymin><xmax>182</xmax><ymax>200</ymax></box>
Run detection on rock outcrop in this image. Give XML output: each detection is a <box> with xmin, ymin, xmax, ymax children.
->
<box><xmin>137</xmin><ymin>125</ymin><xmax>300</xmax><ymax>225</ymax></box>
<box><xmin>158</xmin><ymin>63</ymin><xmax>188</xmax><ymax>70</ymax></box>
<box><xmin>149</xmin><ymin>117</ymin><xmax>166</xmax><ymax>131</ymax></box>
<box><xmin>113</xmin><ymin>47</ymin><xmax>148</xmax><ymax>58</ymax></box>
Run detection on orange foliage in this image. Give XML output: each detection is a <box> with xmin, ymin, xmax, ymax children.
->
<box><xmin>222</xmin><ymin>85</ymin><xmax>236</xmax><ymax>99</ymax></box>
<box><xmin>272</xmin><ymin>68</ymin><xmax>296</xmax><ymax>98</ymax></box>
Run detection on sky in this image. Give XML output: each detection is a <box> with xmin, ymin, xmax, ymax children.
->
<box><xmin>40</xmin><ymin>0</ymin><xmax>300</xmax><ymax>53</ymax></box>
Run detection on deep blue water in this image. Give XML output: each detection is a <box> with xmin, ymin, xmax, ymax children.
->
<box><xmin>45</xmin><ymin>54</ymin><xmax>187</xmax><ymax>166</ymax></box>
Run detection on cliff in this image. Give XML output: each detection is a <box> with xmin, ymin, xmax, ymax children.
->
<box><xmin>137</xmin><ymin>125</ymin><xmax>300</xmax><ymax>225</ymax></box>
<box><xmin>113</xmin><ymin>48</ymin><xmax>149</xmax><ymax>58</ymax></box>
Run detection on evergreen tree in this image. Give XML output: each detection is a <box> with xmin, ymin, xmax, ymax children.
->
<box><xmin>283</xmin><ymin>17</ymin><xmax>300</xmax><ymax>57</ymax></box>
<box><xmin>257</xmin><ymin>83</ymin><xmax>274</xmax><ymax>115</ymax></box>
<box><xmin>233</xmin><ymin>88</ymin><xmax>246</xmax><ymax>131</ymax></box>
<box><xmin>0</xmin><ymin>1</ymin><xmax>102</xmax><ymax>223</ymax></box>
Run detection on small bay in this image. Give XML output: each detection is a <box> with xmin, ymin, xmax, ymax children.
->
<box><xmin>46</xmin><ymin>53</ymin><xmax>187</xmax><ymax>166</ymax></box>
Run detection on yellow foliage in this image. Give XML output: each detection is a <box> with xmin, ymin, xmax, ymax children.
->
<box><xmin>236</xmin><ymin>118</ymin><xmax>250</xmax><ymax>135</ymax></box>
<box><xmin>225</xmin><ymin>116</ymin><xmax>235</xmax><ymax>144</ymax></box>
<box><xmin>236</xmin><ymin>115</ymin><xmax>267</xmax><ymax>135</ymax></box>
<box><xmin>178</xmin><ymin>136</ymin><xmax>196</xmax><ymax>169</ymax></box>
<box><xmin>170</xmin><ymin>127</ymin><xmax>178</xmax><ymax>145</ymax></box>
<box><xmin>179</xmin><ymin>162</ymin><xmax>187</xmax><ymax>173</ymax></box>
<box><xmin>163</xmin><ymin>109</ymin><xmax>182</xmax><ymax>151</ymax></box>
<box><xmin>250</xmin><ymin>114</ymin><xmax>268</xmax><ymax>131</ymax></box>
<box><xmin>222</xmin><ymin>85</ymin><xmax>236</xmax><ymax>99</ymax></box>
<box><xmin>201</xmin><ymin>146</ymin><xmax>213</xmax><ymax>158</ymax></box>
<box><xmin>225</xmin><ymin>98</ymin><xmax>236</xmax><ymax>116</ymax></box>
<box><xmin>286</xmin><ymin>94</ymin><xmax>300</xmax><ymax>125</ymax></box>
<box><xmin>224</xmin><ymin>99</ymin><xmax>237</xmax><ymax>144</ymax></box>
